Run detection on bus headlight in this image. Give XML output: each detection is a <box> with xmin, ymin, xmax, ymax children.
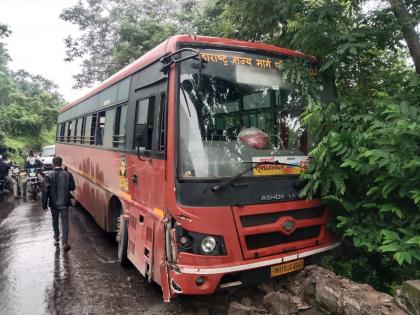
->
<box><xmin>175</xmin><ymin>224</ymin><xmax>226</xmax><ymax>256</ymax></box>
<box><xmin>200</xmin><ymin>236</ymin><xmax>216</xmax><ymax>253</ymax></box>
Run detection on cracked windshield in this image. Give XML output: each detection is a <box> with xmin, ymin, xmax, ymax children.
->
<box><xmin>179</xmin><ymin>49</ymin><xmax>310</xmax><ymax>179</ymax></box>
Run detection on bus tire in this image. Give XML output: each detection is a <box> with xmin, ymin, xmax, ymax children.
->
<box><xmin>117</xmin><ymin>215</ymin><xmax>129</xmax><ymax>266</ymax></box>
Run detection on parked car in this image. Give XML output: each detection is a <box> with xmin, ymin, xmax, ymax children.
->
<box><xmin>40</xmin><ymin>145</ymin><xmax>55</xmax><ymax>170</ymax></box>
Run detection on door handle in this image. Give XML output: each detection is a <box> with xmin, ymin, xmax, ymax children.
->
<box><xmin>132</xmin><ymin>175</ymin><xmax>138</xmax><ymax>184</ymax></box>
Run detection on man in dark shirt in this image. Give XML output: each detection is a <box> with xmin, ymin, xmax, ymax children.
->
<box><xmin>42</xmin><ymin>156</ymin><xmax>76</xmax><ymax>251</ymax></box>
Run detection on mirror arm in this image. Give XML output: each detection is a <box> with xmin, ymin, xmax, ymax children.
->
<box><xmin>160</xmin><ymin>48</ymin><xmax>203</xmax><ymax>73</ymax></box>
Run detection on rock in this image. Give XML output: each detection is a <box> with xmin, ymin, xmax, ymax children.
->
<box><xmin>241</xmin><ymin>297</ymin><xmax>253</xmax><ymax>307</ymax></box>
<box><xmin>196</xmin><ymin>307</ymin><xmax>209</xmax><ymax>315</ymax></box>
<box><xmin>292</xmin><ymin>296</ymin><xmax>311</xmax><ymax>310</ymax></box>
<box><xmin>127</xmin><ymin>276</ymin><xmax>132</xmax><ymax>282</ymax></box>
<box><xmin>288</xmin><ymin>265</ymin><xmax>408</xmax><ymax>315</ymax></box>
<box><xmin>395</xmin><ymin>280</ymin><xmax>420</xmax><ymax>315</ymax></box>
<box><xmin>250</xmin><ymin>306</ymin><xmax>271</xmax><ymax>315</ymax></box>
<box><xmin>263</xmin><ymin>291</ymin><xmax>297</xmax><ymax>315</ymax></box>
<box><xmin>258</xmin><ymin>281</ymin><xmax>275</xmax><ymax>294</ymax></box>
<box><xmin>228</xmin><ymin>301</ymin><xmax>252</xmax><ymax>315</ymax></box>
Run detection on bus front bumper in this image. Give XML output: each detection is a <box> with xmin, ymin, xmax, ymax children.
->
<box><xmin>169</xmin><ymin>242</ymin><xmax>340</xmax><ymax>295</ymax></box>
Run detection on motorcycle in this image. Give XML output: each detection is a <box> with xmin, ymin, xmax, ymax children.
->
<box><xmin>0</xmin><ymin>178</ymin><xmax>10</xmax><ymax>201</ymax></box>
<box><xmin>24</xmin><ymin>167</ymin><xmax>42</xmax><ymax>201</ymax></box>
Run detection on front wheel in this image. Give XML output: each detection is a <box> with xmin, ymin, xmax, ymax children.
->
<box><xmin>31</xmin><ymin>184</ymin><xmax>38</xmax><ymax>201</ymax></box>
<box><xmin>117</xmin><ymin>215</ymin><xmax>129</xmax><ymax>266</ymax></box>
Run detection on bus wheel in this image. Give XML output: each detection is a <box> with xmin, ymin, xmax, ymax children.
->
<box><xmin>117</xmin><ymin>215</ymin><xmax>129</xmax><ymax>266</ymax></box>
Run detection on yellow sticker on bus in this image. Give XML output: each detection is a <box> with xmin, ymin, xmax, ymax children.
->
<box><xmin>252</xmin><ymin>156</ymin><xmax>309</xmax><ymax>176</ymax></box>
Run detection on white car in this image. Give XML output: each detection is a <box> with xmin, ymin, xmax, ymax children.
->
<box><xmin>40</xmin><ymin>145</ymin><xmax>55</xmax><ymax>170</ymax></box>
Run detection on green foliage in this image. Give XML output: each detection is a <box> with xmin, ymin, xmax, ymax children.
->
<box><xmin>0</xmin><ymin>26</ymin><xmax>63</xmax><ymax>164</ymax></box>
<box><xmin>301</xmin><ymin>79</ymin><xmax>420</xmax><ymax>268</ymax></box>
<box><xmin>60</xmin><ymin>0</ymin><xmax>193</xmax><ymax>87</ymax></box>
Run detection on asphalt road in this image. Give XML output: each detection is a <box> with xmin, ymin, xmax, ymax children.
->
<box><xmin>0</xmin><ymin>196</ymin><xmax>240</xmax><ymax>315</ymax></box>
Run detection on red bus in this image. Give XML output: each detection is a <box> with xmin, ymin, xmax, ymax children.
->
<box><xmin>57</xmin><ymin>35</ymin><xmax>338</xmax><ymax>301</ymax></box>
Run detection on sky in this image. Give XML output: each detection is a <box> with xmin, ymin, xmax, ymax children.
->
<box><xmin>0</xmin><ymin>0</ymin><xmax>90</xmax><ymax>102</ymax></box>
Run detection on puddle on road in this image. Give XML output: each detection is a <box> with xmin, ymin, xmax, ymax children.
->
<box><xmin>0</xmin><ymin>200</ymin><xmax>57</xmax><ymax>315</ymax></box>
<box><xmin>0</xmin><ymin>200</ymin><xmax>233</xmax><ymax>315</ymax></box>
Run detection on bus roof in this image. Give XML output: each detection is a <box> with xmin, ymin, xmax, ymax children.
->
<box><xmin>60</xmin><ymin>35</ymin><xmax>314</xmax><ymax>113</ymax></box>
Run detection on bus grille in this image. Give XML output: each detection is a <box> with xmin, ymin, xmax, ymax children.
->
<box><xmin>240</xmin><ymin>207</ymin><xmax>324</xmax><ymax>227</ymax></box>
<box><xmin>232</xmin><ymin>205</ymin><xmax>328</xmax><ymax>259</ymax></box>
<box><xmin>245</xmin><ymin>225</ymin><xmax>321</xmax><ymax>250</ymax></box>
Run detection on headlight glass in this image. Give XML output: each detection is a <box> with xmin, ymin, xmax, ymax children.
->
<box><xmin>200</xmin><ymin>236</ymin><xmax>216</xmax><ymax>253</ymax></box>
<box><xmin>175</xmin><ymin>224</ymin><xmax>226</xmax><ymax>256</ymax></box>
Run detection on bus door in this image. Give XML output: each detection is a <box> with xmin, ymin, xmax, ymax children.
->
<box><xmin>129</xmin><ymin>80</ymin><xmax>167</xmax><ymax>278</ymax></box>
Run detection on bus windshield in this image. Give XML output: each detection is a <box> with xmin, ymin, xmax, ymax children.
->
<box><xmin>178</xmin><ymin>49</ymin><xmax>310</xmax><ymax>179</ymax></box>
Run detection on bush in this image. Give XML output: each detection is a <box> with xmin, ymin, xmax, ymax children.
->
<box><xmin>301</xmin><ymin>75</ymin><xmax>420</xmax><ymax>278</ymax></box>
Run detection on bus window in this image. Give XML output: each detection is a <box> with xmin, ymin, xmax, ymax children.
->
<box><xmin>56</xmin><ymin>125</ymin><xmax>60</xmax><ymax>142</ymax></box>
<box><xmin>66</xmin><ymin>121</ymin><xmax>72</xmax><ymax>142</ymax></box>
<box><xmin>80</xmin><ymin>117</ymin><xmax>86</xmax><ymax>144</ymax></box>
<box><xmin>73</xmin><ymin>119</ymin><xmax>79</xmax><ymax>143</ymax></box>
<box><xmin>89</xmin><ymin>114</ymin><xmax>97</xmax><ymax>145</ymax></box>
<box><xmin>103</xmin><ymin>109</ymin><xmax>115</xmax><ymax>147</ymax></box>
<box><xmin>157</xmin><ymin>93</ymin><xmax>166</xmax><ymax>153</ymax></box>
<box><xmin>96</xmin><ymin>111</ymin><xmax>106</xmax><ymax>146</ymax></box>
<box><xmin>75</xmin><ymin>117</ymin><xmax>83</xmax><ymax>143</ymax></box>
<box><xmin>113</xmin><ymin>105</ymin><xmax>127</xmax><ymax>149</ymax></box>
<box><xmin>90</xmin><ymin>113</ymin><xmax>98</xmax><ymax>145</ymax></box>
<box><xmin>134</xmin><ymin>97</ymin><xmax>155</xmax><ymax>151</ymax></box>
<box><xmin>59</xmin><ymin>123</ymin><xmax>65</xmax><ymax>142</ymax></box>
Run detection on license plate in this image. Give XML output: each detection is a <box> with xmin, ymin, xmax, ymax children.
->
<box><xmin>270</xmin><ymin>259</ymin><xmax>304</xmax><ymax>277</ymax></box>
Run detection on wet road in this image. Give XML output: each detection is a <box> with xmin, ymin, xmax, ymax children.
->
<box><xmin>0</xmin><ymin>197</ymin><xmax>241</xmax><ymax>315</ymax></box>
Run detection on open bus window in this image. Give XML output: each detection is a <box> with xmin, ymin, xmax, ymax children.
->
<box><xmin>73</xmin><ymin>119</ymin><xmax>78</xmax><ymax>143</ymax></box>
<box><xmin>66</xmin><ymin>121</ymin><xmax>72</xmax><ymax>142</ymax></box>
<box><xmin>80</xmin><ymin>117</ymin><xmax>86</xmax><ymax>144</ymax></box>
<box><xmin>59</xmin><ymin>123</ymin><xmax>65</xmax><ymax>142</ymax></box>
<box><xmin>89</xmin><ymin>113</ymin><xmax>97</xmax><ymax>145</ymax></box>
<box><xmin>96</xmin><ymin>111</ymin><xmax>106</xmax><ymax>146</ymax></box>
<box><xmin>134</xmin><ymin>97</ymin><xmax>155</xmax><ymax>152</ymax></box>
<box><xmin>113</xmin><ymin>105</ymin><xmax>127</xmax><ymax>149</ymax></box>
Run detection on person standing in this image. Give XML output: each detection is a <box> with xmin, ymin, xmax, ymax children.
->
<box><xmin>0</xmin><ymin>155</ymin><xmax>18</xmax><ymax>198</ymax></box>
<box><xmin>42</xmin><ymin>156</ymin><xmax>75</xmax><ymax>251</ymax></box>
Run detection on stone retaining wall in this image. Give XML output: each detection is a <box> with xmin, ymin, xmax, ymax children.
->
<box><xmin>227</xmin><ymin>265</ymin><xmax>417</xmax><ymax>315</ymax></box>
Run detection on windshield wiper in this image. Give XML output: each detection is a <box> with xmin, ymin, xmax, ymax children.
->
<box><xmin>207</xmin><ymin>161</ymin><xmax>298</xmax><ymax>193</ymax></box>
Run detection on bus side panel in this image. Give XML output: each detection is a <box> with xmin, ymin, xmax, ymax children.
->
<box><xmin>56</xmin><ymin>143</ymin><xmax>126</xmax><ymax>231</ymax></box>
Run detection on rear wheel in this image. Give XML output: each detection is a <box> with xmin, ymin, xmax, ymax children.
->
<box><xmin>117</xmin><ymin>215</ymin><xmax>129</xmax><ymax>266</ymax></box>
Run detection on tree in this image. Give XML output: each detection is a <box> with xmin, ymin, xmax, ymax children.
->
<box><xmin>0</xmin><ymin>25</ymin><xmax>63</xmax><ymax>162</ymax></box>
<box><xmin>0</xmin><ymin>23</ymin><xmax>12</xmax><ymax>107</ymax></box>
<box><xmin>60</xmin><ymin>0</ymin><xmax>192</xmax><ymax>88</ymax></box>
<box><xmin>388</xmin><ymin>0</ymin><xmax>420</xmax><ymax>74</ymax></box>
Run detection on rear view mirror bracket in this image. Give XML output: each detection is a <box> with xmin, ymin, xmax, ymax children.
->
<box><xmin>160</xmin><ymin>48</ymin><xmax>206</xmax><ymax>74</ymax></box>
